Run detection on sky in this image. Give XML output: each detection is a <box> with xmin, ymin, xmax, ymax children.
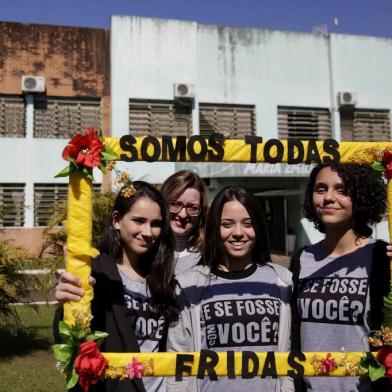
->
<box><xmin>1</xmin><ymin>0</ymin><xmax>392</xmax><ymax>38</ymax></box>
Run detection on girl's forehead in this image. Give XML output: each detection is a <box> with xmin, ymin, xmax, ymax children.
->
<box><xmin>315</xmin><ymin>167</ymin><xmax>343</xmax><ymax>183</ymax></box>
<box><xmin>128</xmin><ymin>197</ymin><xmax>161</xmax><ymax>216</ymax></box>
<box><xmin>221</xmin><ymin>200</ymin><xmax>250</xmax><ymax>217</ymax></box>
<box><xmin>176</xmin><ymin>187</ymin><xmax>200</xmax><ymax>202</ymax></box>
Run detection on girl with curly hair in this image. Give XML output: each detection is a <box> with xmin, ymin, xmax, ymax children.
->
<box><xmin>290</xmin><ymin>164</ymin><xmax>390</xmax><ymax>392</ymax></box>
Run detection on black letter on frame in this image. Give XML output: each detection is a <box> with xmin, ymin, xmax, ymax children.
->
<box><xmin>287</xmin><ymin>352</ymin><xmax>306</xmax><ymax>378</ymax></box>
<box><xmin>175</xmin><ymin>354</ymin><xmax>194</xmax><ymax>381</ymax></box>
<box><xmin>261</xmin><ymin>352</ymin><xmax>277</xmax><ymax>378</ymax></box>
<box><xmin>227</xmin><ymin>351</ymin><xmax>236</xmax><ymax>379</ymax></box>
<box><xmin>208</xmin><ymin>133</ymin><xmax>225</xmax><ymax>161</ymax></box>
<box><xmin>305</xmin><ymin>139</ymin><xmax>321</xmax><ymax>164</ymax></box>
<box><xmin>141</xmin><ymin>136</ymin><xmax>161</xmax><ymax>162</ymax></box>
<box><xmin>162</xmin><ymin>135</ymin><xmax>186</xmax><ymax>162</ymax></box>
<box><xmin>245</xmin><ymin>135</ymin><xmax>263</xmax><ymax>163</ymax></box>
<box><xmin>264</xmin><ymin>139</ymin><xmax>284</xmax><ymax>164</ymax></box>
<box><xmin>197</xmin><ymin>349</ymin><xmax>219</xmax><ymax>380</ymax></box>
<box><xmin>287</xmin><ymin>138</ymin><xmax>305</xmax><ymax>164</ymax></box>
<box><xmin>322</xmin><ymin>139</ymin><xmax>340</xmax><ymax>164</ymax></box>
<box><xmin>120</xmin><ymin>135</ymin><xmax>138</xmax><ymax>162</ymax></box>
<box><xmin>187</xmin><ymin>136</ymin><xmax>208</xmax><ymax>161</ymax></box>
<box><xmin>242</xmin><ymin>351</ymin><xmax>259</xmax><ymax>379</ymax></box>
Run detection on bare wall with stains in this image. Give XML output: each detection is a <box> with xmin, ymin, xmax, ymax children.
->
<box><xmin>0</xmin><ymin>22</ymin><xmax>110</xmax><ymax>98</ymax></box>
<box><xmin>0</xmin><ymin>21</ymin><xmax>111</xmax><ymax>136</ymax></box>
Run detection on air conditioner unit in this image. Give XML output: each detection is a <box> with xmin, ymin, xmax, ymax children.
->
<box><xmin>21</xmin><ymin>75</ymin><xmax>45</xmax><ymax>93</ymax></box>
<box><xmin>337</xmin><ymin>91</ymin><xmax>357</xmax><ymax>107</ymax></box>
<box><xmin>174</xmin><ymin>83</ymin><xmax>195</xmax><ymax>100</ymax></box>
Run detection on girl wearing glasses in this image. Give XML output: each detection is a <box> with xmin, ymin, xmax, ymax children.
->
<box><xmin>161</xmin><ymin>170</ymin><xmax>208</xmax><ymax>275</ymax></box>
<box><xmin>167</xmin><ymin>186</ymin><xmax>293</xmax><ymax>392</ymax></box>
<box><xmin>55</xmin><ymin>170</ymin><xmax>208</xmax><ymax>302</ymax></box>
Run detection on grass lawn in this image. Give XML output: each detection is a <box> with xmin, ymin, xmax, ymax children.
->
<box><xmin>0</xmin><ymin>305</ymin><xmax>66</xmax><ymax>392</ymax></box>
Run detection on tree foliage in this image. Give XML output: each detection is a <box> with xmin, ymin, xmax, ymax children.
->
<box><xmin>41</xmin><ymin>192</ymin><xmax>116</xmax><ymax>263</ymax></box>
<box><xmin>0</xmin><ymin>207</ymin><xmax>38</xmax><ymax>325</ymax></box>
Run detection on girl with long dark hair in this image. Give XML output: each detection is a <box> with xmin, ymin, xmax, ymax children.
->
<box><xmin>56</xmin><ymin>181</ymin><xmax>178</xmax><ymax>392</ymax></box>
<box><xmin>290</xmin><ymin>164</ymin><xmax>390</xmax><ymax>392</ymax></box>
<box><xmin>56</xmin><ymin>170</ymin><xmax>208</xmax><ymax>303</ymax></box>
<box><xmin>167</xmin><ymin>186</ymin><xmax>293</xmax><ymax>391</ymax></box>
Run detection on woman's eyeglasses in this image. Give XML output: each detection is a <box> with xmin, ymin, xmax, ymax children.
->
<box><xmin>169</xmin><ymin>201</ymin><xmax>201</xmax><ymax>216</ymax></box>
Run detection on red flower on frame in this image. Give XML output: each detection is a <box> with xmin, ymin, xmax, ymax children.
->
<box><xmin>62</xmin><ymin>127</ymin><xmax>104</xmax><ymax>170</ymax></box>
<box><xmin>74</xmin><ymin>340</ymin><xmax>108</xmax><ymax>392</ymax></box>
<box><xmin>378</xmin><ymin>347</ymin><xmax>392</xmax><ymax>379</ymax></box>
<box><xmin>382</xmin><ymin>151</ymin><xmax>392</xmax><ymax>180</ymax></box>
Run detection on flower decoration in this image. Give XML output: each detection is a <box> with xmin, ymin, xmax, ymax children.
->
<box><xmin>113</xmin><ymin>168</ymin><xmax>137</xmax><ymax>198</ymax></box>
<box><xmin>370</xmin><ymin>149</ymin><xmax>392</xmax><ymax>180</ymax></box>
<box><xmin>380</xmin><ymin>151</ymin><xmax>392</xmax><ymax>180</ymax></box>
<box><xmin>75</xmin><ymin>340</ymin><xmax>109</xmax><ymax>392</ymax></box>
<box><xmin>55</xmin><ymin>127</ymin><xmax>118</xmax><ymax>181</ymax></box>
<box><xmin>378</xmin><ymin>347</ymin><xmax>392</xmax><ymax>380</ymax></box>
<box><xmin>368</xmin><ymin>327</ymin><xmax>392</xmax><ymax>348</ymax></box>
<box><xmin>126</xmin><ymin>357</ymin><xmax>144</xmax><ymax>379</ymax></box>
<box><xmin>360</xmin><ymin>328</ymin><xmax>392</xmax><ymax>383</ymax></box>
<box><xmin>311</xmin><ymin>353</ymin><xmax>338</xmax><ymax>375</ymax></box>
<box><xmin>52</xmin><ymin>309</ymin><xmax>109</xmax><ymax>390</ymax></box>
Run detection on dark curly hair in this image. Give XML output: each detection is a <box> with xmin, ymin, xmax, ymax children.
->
<box><xmin>303</xmin><ymin>164</ymin><xmax>386</xmax><ymax>238</ymax></box>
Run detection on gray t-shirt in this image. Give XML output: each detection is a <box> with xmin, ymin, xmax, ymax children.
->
<box><xmin>298</xmin><ymin>240</ymin><xmax>375</xmax><ymax>392</ymax></box>
<box><xmin>174</xmin><ymin>249</ymin><xmax>201</xmax><ymax>275</ymax></box>
<box><xmin>118</xmin><ymin>266</ymin><xmax>166</xmax><ymax>392</ymax></box>
<box><xmin>184</xmin><ymin>264</ymin><xmax>283</xmax><ymax>392</ymax></box>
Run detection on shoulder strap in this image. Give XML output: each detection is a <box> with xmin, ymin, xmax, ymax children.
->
<box><xmin>369</xmin><ymin>240</ymin><xmax>390</xmax><ymax>329</ymax></box>
<box><xmin>289</xmin><ymin>247</ymin><xmax>308</xmax><ymax>392</ymax></box>
<box><xmin>289</xmin><ymin>247</ymin><xmax>306</xmax><ymax>352</ymax></box>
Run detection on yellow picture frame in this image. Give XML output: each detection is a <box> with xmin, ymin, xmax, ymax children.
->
<box><xmin>63</xmin><ymin>138</ymin><xmax>392</xmax><ymax>379</ymax></box>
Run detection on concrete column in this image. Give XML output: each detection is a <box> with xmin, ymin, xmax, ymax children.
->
<box><xmin>192</xmin><ymin>100</ymin><xmax>199</xmax><ymax>135</ymax></box>
<box><xmin>24</xmin><ymin>94</ymin><xmax>34</xmax><ymax>228</ymax></box>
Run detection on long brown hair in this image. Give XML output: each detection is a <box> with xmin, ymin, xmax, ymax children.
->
<box><xmin>100</xmin><ymin>181</ymin><xmax>178</xmax><ymax>322</ymax></box>
<box><xmin>160</xmin><ymin>170</ymin><xmax>208</xmax><ymax>251</ymax></box>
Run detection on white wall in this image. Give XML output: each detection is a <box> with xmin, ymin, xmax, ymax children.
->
<box><xmin>0</xmin><ymin>97</ymin><xmax>102</xmax><ymax>227</ymax></box>
<box><xmin>111</xmin><ymin>15</ymin><xmax>392</xmax><ymax>166</ymax></box>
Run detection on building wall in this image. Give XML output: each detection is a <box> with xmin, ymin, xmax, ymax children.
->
<box><xmin>0</xmin><ymin>22</ymin><xmax>110</xmax><ymax>236</ymax></box>
<box><xmin>111</xmin><ymin>16</ymin><xmax>392</xmax><ymax>248</ymax></box>
<box><xmin>111</xmin><ymin>16</ymin><xmax>392</xmax><ymax>181</ymax></box>
<box><xmin>0</xmin><ymin>22</ymin><xmax>109</xmax><ymax>98</ymax></box>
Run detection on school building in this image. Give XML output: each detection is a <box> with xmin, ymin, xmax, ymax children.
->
<box><xmin>110</xmin><ymin>15</ymin><xmax>392</xmax><ymax>251</ymax></box>
<box><xmin>1</xmin><ymin>16</ymin><xmax>392</xmax><ymax>253</ymax></box>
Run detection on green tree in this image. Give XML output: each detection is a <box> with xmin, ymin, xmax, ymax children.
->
<box><xmin>41</xmin><ymin>191</ymin><xmax>116</xmax><ymax>263</ymax></box>
<box><xmin>0</xmin><ymin>207</ymin><xmax>38</xmax><ymax>325</ymax></box>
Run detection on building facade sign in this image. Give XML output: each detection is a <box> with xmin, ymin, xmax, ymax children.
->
<box><xmin>176</xmin><ymin>162</ymin><xmax>314</xmax><ymax>178</ymax></box>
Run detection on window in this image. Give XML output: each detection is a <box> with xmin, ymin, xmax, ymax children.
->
<box><xmin>278</xmin><ymin>106</ymin><xmax>332</xmax><ymax>139</ymax></box>
<box><xmin>0</xmin><ymin>184</ymin><xmax>25</xmax><ymax>227</ymax></box>
<box><xmin>34</xmin><ymin>97</ymin><xmax>101</xmax><ymax>138</ymax></box>
<box><xmin>129</xmin><ymin>99</ymin><xmax>192</xmax><ymax>136</ymax></box>
<box><xmin>34</xmin><ymin>183</ymin><xmax>101</xmax><ymax>227</ymax></box>
<box><xmin>0</xmin><ymin>95</ymin><xmax>26</xmax><ymax>137</ymax></box>
<box><xmin>340</xmin><ymin>108</ymin><xmax>390</xmax><ymax>141</ymax></box>
<box><xmin>199</xmin><ymin>104</ymin><xmax>255</xmax><ymax>138</ymax></box>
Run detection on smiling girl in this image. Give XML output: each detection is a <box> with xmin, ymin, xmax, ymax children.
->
<box><xmin>290</xmin><ymin>164</ymin><xmax>390</xmax><ymax>392</ymax></box>
<box><xmin>167</xmin><ymin>186</ymin><xmax>293</xmax><ymax>392</ymax></box>
<box><xmin>55</xmin><ymin>181</ymin><xmax>178</xmax><ymax>392</ymax></box>
<box><xmin>161</xmin><ymin>170</ymin><xmax>208</xmax><ymax>274</ymax></box>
